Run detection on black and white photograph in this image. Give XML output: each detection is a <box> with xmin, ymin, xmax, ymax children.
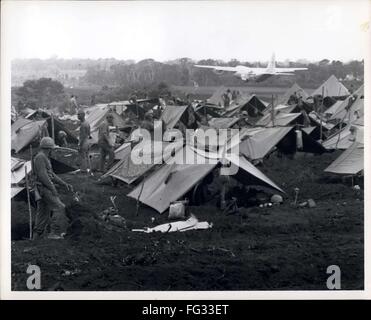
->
<box><xmin>1</xmin><ymin>0</ymin><xmax>369</xmax><ymax>299</ymax></box>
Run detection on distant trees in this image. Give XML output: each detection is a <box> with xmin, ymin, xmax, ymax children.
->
<box><xmin>12</xmin><ymin>78</ymin><xmax>69</xmax><ymax>112</ymax></box>
<box><xmin>81</xmin><ymin>58</ymin><xmax>364</xmax><ymax>90</ymax></box>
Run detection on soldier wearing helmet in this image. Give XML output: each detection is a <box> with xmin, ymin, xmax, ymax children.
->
<box><xmin>98</xmin><ymin>112</ymin><xmax>115</xmax><ymax>172</ymax></box>
<box><xmin>77</xmin><ymin>110</ymin><xmax>91</xmax><ymax>173</ymax></box>
<box><xmin>33</xmin><ymin>137</ymin><xmax>73</xmax><ymax>240</ymax></box>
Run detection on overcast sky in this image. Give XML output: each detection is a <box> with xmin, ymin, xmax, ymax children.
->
<box><xmin>2</xmin><ymin>0</ymin><xmax>369</xmax><ymax>62</ymax></box>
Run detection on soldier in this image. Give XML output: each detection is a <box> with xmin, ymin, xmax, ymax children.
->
<box><xmin>57</xmin><ymin>130</ymin><xmax>68</xmax><ymax>147</ymax></box>
<box><xmin>78</xmin><ymin>110</ymin><xmax>91</xmax><ymax>173</ymax></box>
<box><xmin>98</xmin><ymin>113</ymin><xmax>115</xmax><ymax>172</ymax></box>
<box><xmin>70</xmin><ymin>95</ymin><xmax>79</xmax><ymax>115</ymax></box>
<box><xmin>33</xmin><ymin>137</ymin><xmax>73</xmax><ymax>240</ymax></box>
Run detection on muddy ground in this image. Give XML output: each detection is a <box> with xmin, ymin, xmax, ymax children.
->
<box><xmin>11</xmin><ymin>150</ymin><xmax>363</xmax><ymax>291</ymax></box>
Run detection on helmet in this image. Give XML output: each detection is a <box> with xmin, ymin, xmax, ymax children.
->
<box><xmin>77</xmin><ymin>110</ymin><xmax>85</xmax><ymax>116</ymax></box>
<box><xmin>271</xmin><ymin>194</ymin><xmax>283</xmax><ymax>204</ymax></box>
<box><xmin>58</xmin><ymin>130</ymin><xmax>67</xmax><ymax>138</ymax></box>
<box><xmin>40</xmin><ymin>137</ymin><xmax>56</xmax><ymax>149</ymax></box>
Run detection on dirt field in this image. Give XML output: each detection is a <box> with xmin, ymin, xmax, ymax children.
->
<box><xmin>11</xmin><ymin>148</ymin><xmax>364</xmax><ymax>291</ymax></box>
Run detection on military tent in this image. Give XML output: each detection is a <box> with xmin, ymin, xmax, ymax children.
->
<box><xmin>114</xmin><ymin>142</ymin><xmax>131</xmax><ymax>160</ymax></box>
<box><xmin>322</xmin><ymin>124</ymin><xmax>363</xmax><ymax>150</ymax></box>
<box><xmin>207</xmin><ymin>86</ymin><xmax>228</xmax><ymax>106</ymax></box>
<box><xmin>194</xmin><ymin>104</ymin><xmax>222</xmax><ymax>118</ymax></box>
<box><xmin>11</xmin><ymin>157</ymin><xmax>32</xmax><ymax>198</ymax></box>
<box><xmin>329</xmin><ymin>85</ymin><xmax>364</xmax><ymax>122</ymax></box>
<box><xmin>277</xmin><ymin>83</ymin><xmax>309</xmax><ymax>105</ymax></box>
<box><xmin>223</xmin><ymin>95</ymin><xmax>267</xmax><ymax>120</ymax></box>
<box><xmin>21</xmin><ymin>109</ymin><xmax>79</xmax><ymax>145</ymax></box>
<box><xmin>84</xmin><ymin>105</ymin><xmax>126</xmax><ymax>144</ymax></box>
<box><xmin>160</xmin><ymin>105</ymin><xmax>199</xmax><ymax>130</ymax></box>
<box><xmin>128</xmin><ymin>144</ymin><xmax>283</xmax><ymax>213</ymax></box>
<box><xmin>311</xmin><ymin>75</ymin><xmax>350</xmax><ymax>98</ymax></box>
<box><xmin>208</xmin><ymin>117</ymin><xmax>240</xmax><ymax>129</ymax></box>
<box><xmin>11</xmin><ymin>118</ymin><xmax>48</xmax><ymax>153</ymax></box>
<box><xmin>324</xmin><ymin>142</ymin><xmax>363</xmax><ymax>175</ymax></box>
<box><xmin>236</xmin><ymin>126</ymin><xmax>326</xmax><ymax>159</ymax></box>
<box><xmin>238</xmin><ymin>127</ymin><xmax>293</xmax><ymax>160</ymax></box>
<box><xmin>255</xmin><ymin>112</ymin><xmax>303</xmax><ymax>127</ymax></box>
<box><xmin>307</xmin><ymin>112</ymin><xmax>335</xmax><ymax>131</ymax></box>
<box><xmin>104</xmin><ymin>139</ymin><xmax>184</xmax><ymax>184</ymax></box>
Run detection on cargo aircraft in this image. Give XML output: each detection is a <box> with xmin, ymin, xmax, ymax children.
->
<box><xmin>194</xmin><ymin>53</ymin><xmax>307</xmax><ymax>82</ymax></box>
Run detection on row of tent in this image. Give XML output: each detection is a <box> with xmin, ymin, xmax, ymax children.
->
<box><xmin>11</xmin><ymin>74</ymin><xmax>364</xmax><ymax>213</ymax></box>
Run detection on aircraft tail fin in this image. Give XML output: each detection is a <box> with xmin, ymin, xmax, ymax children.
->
<box><xmin>266</xmin><ymin>53</ymin><xmax>276</xmax><ymax>72</ymax></box>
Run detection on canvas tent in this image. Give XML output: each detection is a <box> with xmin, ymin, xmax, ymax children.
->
<box><xmin>208</xmin><ymin>117</ymin><xmax>240</xmax><ymax>129</ymax></box>
<box><xmin>11</xmin><ymin>157</ymin><xmax>32</xmax><ymax>198</ymax></box>
<box><xmin>329</xmin><ymin>85</ymin><xmax>364</xmax><ymax>122</ymax></box>
<box><xmin>194</xmin><ymin>104</ymin><xmax>222</xmax><ymax>118</ymax></box>
<box><xmin>311</xmin><ymin>75</ymin><xmax>350</xmax><ymax>98</ymax></box>
<box><xmin>207</xmin><ymin>86</ymin><xmax>228</xmax><ymax>106</ymax></box>
<box><xmin>223</xmin><ymin>95</ymin><xmax>267</xmax><ymax>120</ymax></box>
<box><xmin>255</xmin><ymin>112</ymin><xmax>303</xmax><ymax>127</ymax></box>
<box><xmin>322</xmin><ymin>124</ymin><xmax>363</xmax><ymax>150</ymax></box>
<box><xmin>277</xmin><ymin>83</ymin><xmax>309</xmax><ymax>105</ymax></box>
<box><xmin>21</xmin><ymin>109</ymin><xmax>79</xmax><ymax>145</ymax></box>
<box><xmin>238</xmin><ymin>127</ymin><xmax>293</xmax><ymax>160</ymax></box>
<box><xmin>11</xmin><ymin>118</ymin><xmax>47</xmax><ymax>153</ymax></box>
<box><xmin>114</xmin><ymin>142</ymin><xmax>131</xmax><ymax>160</ymax></box>
<box><xmin>104</xmin><ymin>139</ymin><xmax>184</xmax><ymax>184</ymax></box>
<box><xmin>324</xmin><ymin>142</ymin><xmax>363</xmax><ymax>175</ymax></box>
<box><xmin>160</xmin><ymin>105</ymin><xmax>198</xmax><ymax>130</ymax></box>
<box><xmin>84</xmin><ymin>105</ymin><xmax>126</xmax><ymax>144</ymax></box>
<box><xmin>128</xmin><ymin>144</ymin><xmax>283</xmax><ymax>213</ymax></box>
<box><xmin>237</xmin><ymin>126</ymin><xmax>326</xmax><ymax>159</ymax></box>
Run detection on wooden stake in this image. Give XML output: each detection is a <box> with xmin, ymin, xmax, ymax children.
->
<box><xmin>319</xmin><ymin>87</ymin><xmax>324</xmax><ymax>143</ymax></box>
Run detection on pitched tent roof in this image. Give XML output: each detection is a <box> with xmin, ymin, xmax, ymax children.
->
<box><xmin>114</xmin><ymin>142</ymin><xmax>131</xmax><ymax>160</ymax></box>
<box><xmin>324</xmin><ymin>142</ymin><xmax>363</xmax><ymax>175</ymax></box>
<box><xmin>322</xmin><ymin>124</ymin><xmax>363</xmax><ymax>150</ymax></box>
<box><xmin>160</xmin><ymin>105</ymin><xmax>192</xmax><ymax>129</ymax></box>
<box><xmin>104</xmin><ymin>140</ymin><xmax>184</xmax><ymax>184</ymax></box>
<box><xmin>255</xmin><ymin>112</ymin><xmax>302</xmax><ymax>127</ymax></box>
<box><xmin>237</xmin><ymin>127</ymin><xmax>293</xmax><ymax>160</ymax></box>
<box><xmin>128</xmin><ymin>144</ymin><xmax>283</xmax><ymax>213</ymax></box>
<box><xmin>329</xmin><ymin>85</ymin><xmax>364</xmax><ymax>121</ymax></box>
<box><xmin>84</xmin><ymin>105</ymin><xmax>126</xmax><ymax>144</ymax></box>
<box><xmin>208</xmin><ymin>117</ymin><xmax>240</xmax><ymax>129</ymax></box>
<box><xmin>311</xmin><ymin>75</ymin><xmax>350</xmax><ymax>97</ymax></box>
<box><xmin>11</xmin><ymin>157</ymin><xmax>32</xmax><ymax>198</ymax></box>
<box><xmin>194</xmin><ymin>104</ymin><xmax>222</xmax><ymax>118</ymax></box>
<box><xmin>207</xmin><ymin>86</ymin><xmax>227</xmax><ymax>106</ymax></box>
<box><xmin>46</xmin><ymin>117</ymin><xmax>79</xmax><ymax>145</ymax></box>
<box><xmin>308</xmin><ymin>111</ymin><xmax>335</xmax><ymax>131</ymax></box>
<box><xmin>11</xmin><ymin>118</ymin><xmax>47</xmax><ymax>153</ymax></box>
<box><xmin>324</xmin><ymin>100</ymin><xmax>344</xmax><ymax>117</ymax></box>
<box><xmin>277</xmin><ymin>83</ymin><xmax>309</xmax><ymax>105</ymax></box>
<box><xmin>223</xmin><ymin>95</ymin><xmax>266</xmax><ymax>119</ymax></box>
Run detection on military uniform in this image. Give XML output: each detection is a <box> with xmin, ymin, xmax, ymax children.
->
<box><xmin>33</xmin><ymin>151</ymin><xmax>69</xmax><ymax>238</ymax></box>
<box><xmin>98</xmin><ymin>120</ymin><xmax>114</xmax><ymax>172</ymax></box>
<box><xmin>79</xmin><ymin>120</ymin><xmax>91</xmax><ymax>172</ymax></box>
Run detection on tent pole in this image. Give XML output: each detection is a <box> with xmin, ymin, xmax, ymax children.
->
<box><xmin>51</xmin><ymin>113</ymin><xmax>55</xmax><ymax>141</ymax></box>
<box><xmin>25</xmin><ymin>166</ymin><xmax>33</xmax><ymax>240</ymax></box>
<box><xmin>271</xmin><ymin>94</ymin><xmax>275</xmax><ymax>127</ymax></box>
<box><xmin>319</xmin><ymin>87</ymin><xmax>324</xmax><ymax>143</ymax></box>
